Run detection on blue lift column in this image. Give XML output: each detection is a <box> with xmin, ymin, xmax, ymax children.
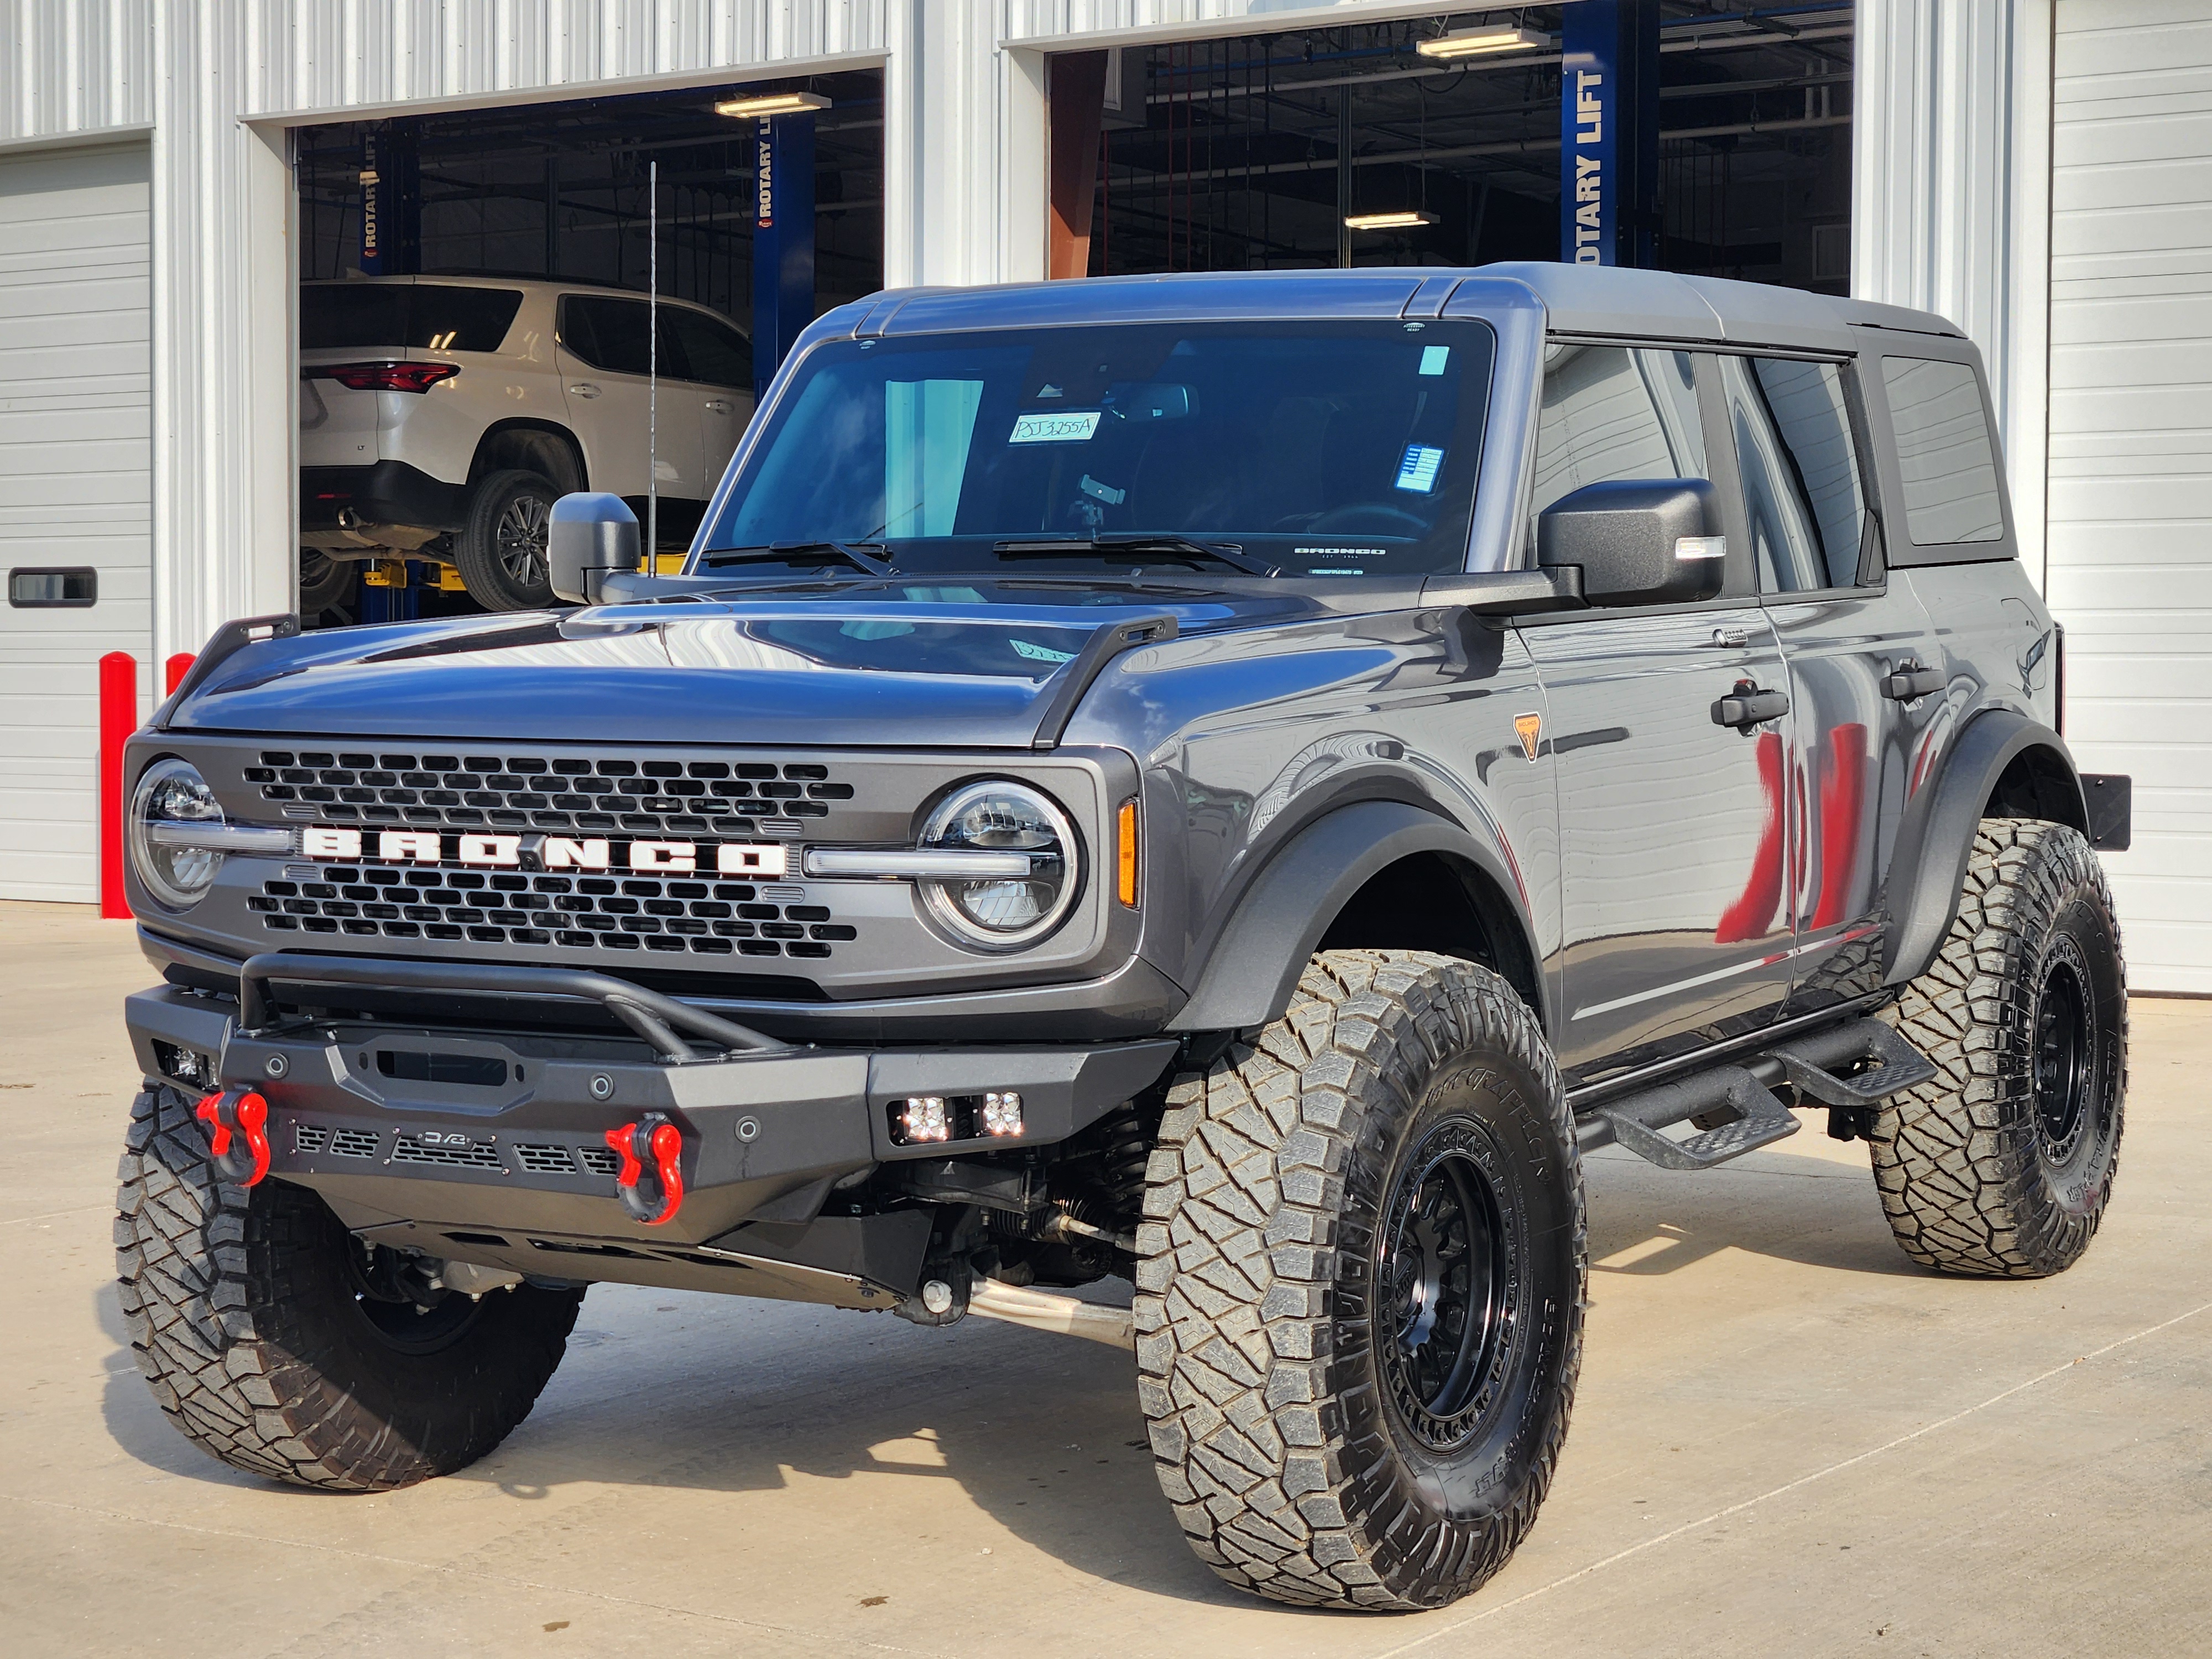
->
<box><xmin>358</xmin><ymin>121</ymin><xmax>422</xmax><ymax>623</ymax></box>
<box><xmin>751</xmin><ymin>111</ymin><xmax>816</xmax><ymax>402</ymax></box>
<box><xmin>1559</xmin><ymin>2</ymin><xmax>1661</xmax><ymax>267</ymax></box>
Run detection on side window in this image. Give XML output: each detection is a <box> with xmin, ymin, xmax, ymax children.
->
<box><xmin>1717</xmin><ymin>354</ymin><xmax>1869</xmax><ymax>592</ymax></box>
<box><xmin>1881</xmin><ymin>356</ymin><xmax>2005</xmax><ymax>545</ymax></box>
<box><xmin>666</xmin><ymin>309</ymin><xmax>752</xmax><ymax>389</ymax></box>
<box><xmin>1529</xmin><ymin>345</ymin><xmax>1707</xmax><ymax>537</ymax></box>
<box><xmin>558</xmin><ymin>296</ymin><xmax>655</xmax><ymax>377</ymax></box>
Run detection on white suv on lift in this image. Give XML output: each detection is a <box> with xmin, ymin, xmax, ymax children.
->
<box><xmin>299</xmin><ymin>275</ymin><xmax>754</xmax><ymax>612</ymax></box>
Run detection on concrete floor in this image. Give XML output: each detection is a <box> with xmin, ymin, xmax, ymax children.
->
<box><xmin>3</xmin><ymin>898</ymin><xmax>2208</xmax><ymax>1658</ymax></box>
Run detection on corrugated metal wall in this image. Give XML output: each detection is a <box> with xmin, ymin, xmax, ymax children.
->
<box><xmin>2048</xmin><ymin>0</ymin><xmax>2212</xmax><ymax>994</ymax></box>
<box><xmin>1853</xmin><ymin>0</ymin><xmax>2052</xmax><ymax>576</ymax></box>
<box><xmin>0</xmin><ymin>0</ymin><xmax>153</xmax><ymax>141</ymax></box>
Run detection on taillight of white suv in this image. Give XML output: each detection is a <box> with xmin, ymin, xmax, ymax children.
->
<box><xmin>309</xmin><ymin>362</ymin><xmax>460</xmax><ymax>393</ymax></box>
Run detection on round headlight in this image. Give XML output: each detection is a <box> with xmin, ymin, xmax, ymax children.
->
<box><xmin>130</xmin><ymin>758</ymin><xmax>227</xmax><ymax>910</ymax></box>
<box><xmin>917</xmin><ymin>781</ymin><xmax>1079</xmax><ymax>951</ymax></box>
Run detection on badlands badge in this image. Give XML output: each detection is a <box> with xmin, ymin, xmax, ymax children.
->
<box><xmin>1515</xmin><ymin>712</ymin><xmax>1543</xmax><ymax>763</ymax></box>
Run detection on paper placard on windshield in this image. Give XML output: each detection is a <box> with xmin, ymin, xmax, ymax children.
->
<box><xmin>1010</xmin><ymin>410</ymin><xmax>1102</xmax><ymax>444</ymax></box>
<box><xmin>1395</xmin><ymin>444</ymin><xmax>1445</xmax><ymax>494</ymax></box>
<box><xmin>1419</xmin><ymin>346</ymin><xmax>1450</xmax><ymax>376</ymax></box>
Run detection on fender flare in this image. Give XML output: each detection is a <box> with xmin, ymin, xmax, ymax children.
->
<box><xmin>1167</xmin><ymin>799</ymin><xmax>1545</xmax><ymax>1034</ymax></box>
<box><xmin>1881</xmin><ymin>708</ymin><xmax>2086</xmax><ymax>986</ymax></box>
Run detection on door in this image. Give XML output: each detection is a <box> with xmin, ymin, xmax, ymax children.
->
<box><xmin>2049</xmin><ymin>3</ymin><xmax>2212</xmax><ymax>990</ymax></box>
<box><xmin>662</xmin><ymin>306</ymin><xmax>755</xmax><ymax>493</ymax></box>
<box><xmin>1717</xmin><ymin>352</ymin><xmax>1941</xmax><ymax>1014</ymax></box>
<box><xmin>554</xmin><ymin>293</ymin><xmax>704</xmax><ymax>509</ymax></box>
<box><xmin>1519</xmin><ymin>343</ymin><xmax>1796</xmax><ymax>1083</ymax></box>
<box><xmin>0</xmin><ymin>142</ymin><xmax>152</xmax><ymax>902</ymax></box>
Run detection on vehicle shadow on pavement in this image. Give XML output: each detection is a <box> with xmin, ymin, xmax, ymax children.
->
<box><xmin>1580</xmin><ymin>1145</ymin><xmax>1928</xmax><ymax>1280</ymax></box>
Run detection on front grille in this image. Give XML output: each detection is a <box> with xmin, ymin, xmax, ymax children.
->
<box><xmin>246</xmin><ymin>867</ymin><xmax>855</xmax><ymax>959</ymax></box>
<box><xmin>246</xmin><ymin>749</ymin><xmax>852</xmax><ymax>838</ymax></box>
<box><xmin>293</xmin><ymin>1123</ymin><xmax>330</xmax><ymax>1154</ymax></box>
<box><xmin>577</xmin><ymin>1146</ymin><xmax>620</xmax><ymax>1175</ymax></box>
<box><xmin>328</xmin><ymin>1128</ymin><xmax>380</xmax><ymax>1158</ymax></box>
<box><xmin>392</xmin><ymin>1133</ymin><xmax>504</xmax><ymax>1168</ymax></box>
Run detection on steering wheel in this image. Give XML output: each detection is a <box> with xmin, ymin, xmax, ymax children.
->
<box><xmin>1305</xmin><ymin>503</ymin><xmax>1431</xmax><ymax>536</ymax></box>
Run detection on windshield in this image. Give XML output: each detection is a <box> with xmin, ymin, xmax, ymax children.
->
<box><xmin>700</xmin><ymin>319</ymin><xmax>1495</xmax><ymax>578</ymax></box>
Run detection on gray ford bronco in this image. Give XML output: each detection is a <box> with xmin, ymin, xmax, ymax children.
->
<box><xmin>117</xmin><ymin>263</ymin><xmax>2130</xmax><ymax>1611</ymax></box>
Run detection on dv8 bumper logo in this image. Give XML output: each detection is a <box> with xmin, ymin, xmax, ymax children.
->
<box><xmin>195</xmin><ymin>1088</ymin><xmax>272</xmax><ymax>1187</ymax></box>
<box><xmin>605</xmin><ymin>1113</ymin><xmax>686</xmax><ymax>1226</ymax></box>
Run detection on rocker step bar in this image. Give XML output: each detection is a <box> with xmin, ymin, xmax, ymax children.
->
<box><xmin>1578</xmin><ymin>1018</ymin><xmax>1936</xmax><ymax>1172</ymax></box>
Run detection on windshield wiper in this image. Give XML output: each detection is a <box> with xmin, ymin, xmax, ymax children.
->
<box><xmin>993</xmin><ymin>534</ymin><xmax>1280</xmax><ymax>578</ymax></box>
<box><xmin>701</xmin><ymin>540</ymin><xmax>894</xmax><ymax>577</ymax></box>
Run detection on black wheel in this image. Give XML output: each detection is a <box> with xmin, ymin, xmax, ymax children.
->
<box><xmin>1875</xmin><ymin>819</ymin><xmax>2127</xmax><ymax>1276</ymax></box>
<box><xmin>1136</xmin><ymin>951</ymin><xmax>1585</xmax><ymax>1610</ymax></box>
<box><xmin>296</xmin><ymin>547</ymin><xmax>357</xmax><ymax>621</ymax></box>
<box><xmin>116</xmin><ymin>1085</ymin><xmax>585</xmax><ymax>1490</ymax></box>
<box><xmin>453</xmin><ymin>468</ymin><xmax>559</xmax><ymax>611</ymax></box>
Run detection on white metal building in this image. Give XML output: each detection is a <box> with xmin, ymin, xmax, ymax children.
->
<box><xmin>0</xmin><ymin>0</ymin><xmax>2204</xmax><ymax>992</ymax></box>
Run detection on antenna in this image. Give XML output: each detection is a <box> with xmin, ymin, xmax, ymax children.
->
<box><xmin>648</xmin><ymin>159</ymin><xmax>659</xmax><ymax>566</ymax></box>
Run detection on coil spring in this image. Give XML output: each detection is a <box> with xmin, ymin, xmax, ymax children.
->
<box><xmin>1100</xmin><ymin>1109</ymin><xmax>1152</xmax><ymax>1224</ymax></box>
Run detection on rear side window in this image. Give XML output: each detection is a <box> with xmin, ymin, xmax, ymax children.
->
<box><xmin>560</xmin><ymin>296</ymin><xmax>650</xmax><ymax>376</ymax></box>
<box><xmin>1718</xmin><ymin>355</ymin><xmax>1868</xmax><ymax>592</ymax></box>
<box><xmin>1530</xmin><ymin>344</ymin><xmax>1707</xmax><ymax>528</ymax></box>
<box><xmin>665</xmin><ymin>309</ymin><xmax>752</xmax><ymax>388</ymax></box>
<box><xmin>301</xmin><ymin>285</ymin><xmax>523</xmax><ymax>352</ymax></box>
<box><xmin>1881</xmin><ymin>356</ymin><xmax>2005</xmax><ymax>545</ymax></box>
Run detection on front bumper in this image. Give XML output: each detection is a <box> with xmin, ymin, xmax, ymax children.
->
<box><xmin>127</xmin><ymin>980</ymin><xmax>1175</xmax><ymax>1304</ymax></box>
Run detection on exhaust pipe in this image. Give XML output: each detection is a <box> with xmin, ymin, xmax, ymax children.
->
<box><xmin>966</xmin><ymin>1281</ymin><xmax>1135</xmax><ymax>1350</ymax></box>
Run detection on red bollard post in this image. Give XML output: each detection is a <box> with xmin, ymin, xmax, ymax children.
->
<box><xmin>165</xmin><ymin>653</ymin><xmax>195</xmax><ymax>695</ymax></box>
<box><xmin>99</xmin><ymin>651</ymin><xmax>138</xmax><ymax>919</ymax></box>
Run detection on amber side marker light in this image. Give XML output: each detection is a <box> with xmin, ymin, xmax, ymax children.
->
<box><xmin>1116</xmin><ymin>799</ymin><xmax>1141</xmax><ymax>907</ymax></box>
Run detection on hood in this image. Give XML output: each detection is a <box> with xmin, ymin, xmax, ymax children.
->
<box><xmin>163</xmin><ymin>581</ymin><xmax>1338</xmax><ymax>748</ymax></box>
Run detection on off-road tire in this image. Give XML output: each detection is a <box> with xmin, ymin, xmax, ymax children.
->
<box><xmin>1136</xmin><ymin>951</ymin><xmax>1585</xmax><ymax>1611</ymax></box>
<box><xmin>454</xmin><ymin>468</ymin><xmax>560</xmax><ymax>612</ymax></box>
<box><xmin>1874</xmin><ymin>819</ymin><xmax>2126</xmax><ymax>1276</ymax></box>
<box><xmin>116</xmin><ymin>1084</ymin><xmax>585</xmax><ymax>1490</ymax></box>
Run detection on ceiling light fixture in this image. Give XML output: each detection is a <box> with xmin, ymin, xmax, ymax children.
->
<box><xmin>714</xmin><ymin>90</ymin><xmax>832</xmax><ymax>117</ymax></box>
<box><xmin>1344</xmin><ymin>210</ymin><xmax>1439</xmax><ymax>231</ymax></box>
<box><xmin>1415</xmin><ymin>27</ymin><xmax>1548</xmax><ymax>59</ymax></box>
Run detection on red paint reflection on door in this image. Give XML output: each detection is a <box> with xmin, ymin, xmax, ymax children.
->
<box><xmin>1812</xmin><ymin>722</ymin><xmax>1868</xmax><ymax>929</ymax></box>
<box><xmin>1715</xmin><ymin>731</ymin><xmax>1785</xmax><ymax>945</ymax></box>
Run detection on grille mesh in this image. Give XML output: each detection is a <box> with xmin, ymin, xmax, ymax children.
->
<box><xmin>247</xmin><ymin>749</ymin><xmax>852</xmax><ymax>838</ymax></box>
<box><xmin>293</xmin><ymin>1123</ymin><xmax>330</xmax><ymax>1154</ymax></box>
<box><xmin>247</xmin><ymin>867</ymin><xmax>854</xmax><ymax>959</ymax></box>
<box><xmin>328</xmin><ymin>1128</ymin><xmax>380</xmax><ymax>1159</ymax></box>
<box><xmin>242</xmin><ymin>749</ymin><xmax>863</xmax><ymax>960</ymax></box>
<box><xmin>392</xmin><ymin>1134</ymin><xmax>504</xmax><ymax>1168</ymax></box>
<box><xmin>514</xmin><ymin>1144</ymin><xmax>581</xmax><ymax>1175</ymax></box>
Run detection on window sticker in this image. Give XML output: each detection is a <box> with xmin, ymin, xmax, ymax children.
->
<box><xmin>1010</xmin><ymin>637</ymin><xmax>1078</xmax><ymax>664</ymax></box>
<box><xmin>1010</xmin><ymin>410</ymin><xmax>1102</xmax><ymax>445</ymax></box>
<box><xmin>1419</xmin><ymin>346</ymin><xmax>1451</xmax><ymax>377</ymax></box>
<box><xmin>1079</xmin><ymin>474</ymin><xmax>1126</xmax><ymax>505</ymax></box>
<box><xmin>1395</xmin><ymin>444</ymin><xmax>1445</xmax><ymax>494</ymax></box>
<box><xmin>1294</xmin><ymin>546</ymin><xmax>1386</xmax><ymax>559</ymax></box>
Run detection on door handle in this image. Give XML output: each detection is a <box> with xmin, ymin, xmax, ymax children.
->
<box><xmin>1881</xmin><ymin>663</ymin><xmax>1945</xmax><ymax>702</ymax></box>
<box><xmin>567</xmin><ymin>382</ymin><xmax>601</xmax><ymax>399</ymax></box>
<box><xmin>704</xmin><ymin>398</ymin><xmax>734</xmax><ymax>414</ymax></box>
<box><xmin>1712</xmin><ymin>686</ymin><xmax>1790</xmax><ymax>731</ymax></box>
<box><xmin>1707</xmin><ymin>627</ymin><xmax>1750</xmax><ymax>648</ymax></box>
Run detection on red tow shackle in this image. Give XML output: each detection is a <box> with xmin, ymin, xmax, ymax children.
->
<box><xmin>604</xmin><ymin>1112</ymin><xmax>686</xmax><ymax>1226</ymax></box>
<box><xmin>195</xmin><ymin>1089</ymin><xmax>272</xmax><ymax>1187</ymax></box>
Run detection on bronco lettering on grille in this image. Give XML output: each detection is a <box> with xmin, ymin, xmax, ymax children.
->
<box><xmin>300</xmin><ymin>825</ymin><xmax>787</xmax><ymax>877</ymax></box>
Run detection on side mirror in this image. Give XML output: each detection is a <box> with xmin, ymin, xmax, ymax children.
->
<box><xmin>547</xmin><ymin>492</ymin><xmax>641</xmax><ymax>606</ymax></box>
<box><xmin>1537</xmin><ymin>478</ymin><xmax>1725</xmax><ymax>608</ymax></box>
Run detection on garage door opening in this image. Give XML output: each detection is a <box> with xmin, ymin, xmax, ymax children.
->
<box><xmin>292</xmin><ymin>72</ymin><xmax>881</xmax><ymax>625</ymax></box>
<box><xmin>1049</xmin><ymin>4</ymin><xmax>1850</xmax><ymax>287</ymax></box>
